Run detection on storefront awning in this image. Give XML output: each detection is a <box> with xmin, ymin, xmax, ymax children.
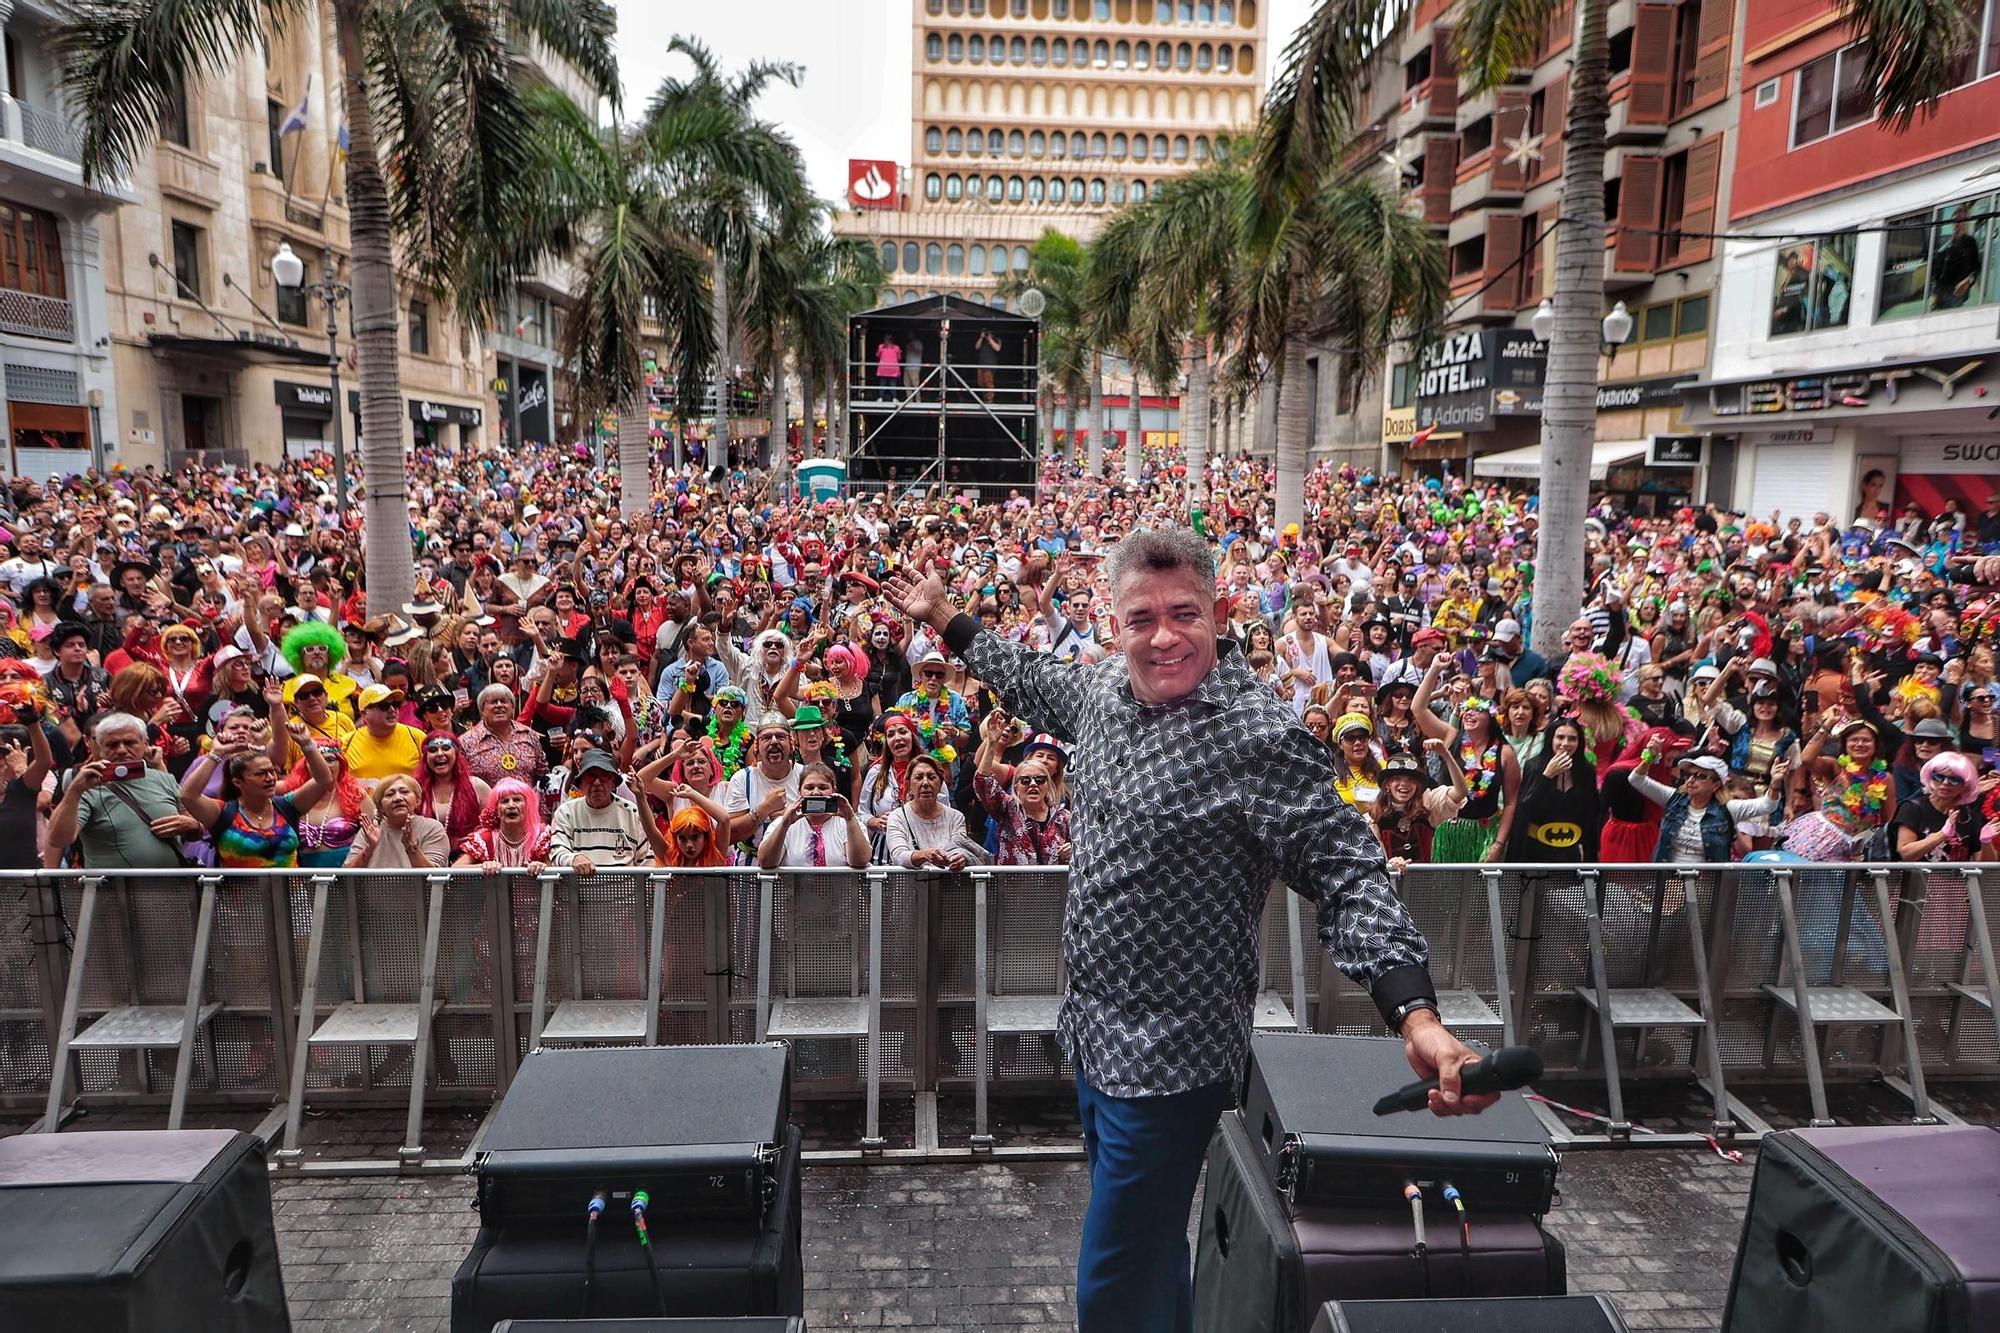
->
<box><xmin>147</xmin><ymin>333</ymin><xmax>334</xmax><ymax>369</ymax></box>
<box><xmin>1473</xmin><ymin>438</ymin><xmax>1649</xmax><ymax>481</ymax></box>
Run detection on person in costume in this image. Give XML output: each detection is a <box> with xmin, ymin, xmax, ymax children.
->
<box><xmin>1504</xmin><ymin>718</ymin><xmax>1602</xmax><ymax>864</ymax></box>
<box><xmin>706</xmin><ymin>685</ymin><xmax>755</xmax><ymax>780</ymax></box>
<box><xmin>281</xmin><ymin>621</ymin><xmax>358</xmax><ymax>717</ymax></box>
<box><xmin>1372</xmin><ymin>742</ymin><xmax>1469</xmax><ymax>871</ymax></box>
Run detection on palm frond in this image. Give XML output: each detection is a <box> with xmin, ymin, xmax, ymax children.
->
<box><xmin>1454</xmin><ymin>0</ymin><xmax>1560</xmax><ymax>94</ymax></box>
<box><xmin>504</xmin><ymin>0</ymin><xmax>621</xmax><ymax>107</ymax></box>
<box><xmin>1255</xmin><ymin>0</ymin><xmax>1402</xmax><ymax>218</ymax></box>
<box><xmin>1846</xmin><ymin>0</ymin><xmax>1977</xmax><ymax>128</ymax></box>
<box><xmin>57</xmin><ymin>0</ymin><xmax>303</xmax><ymax>182</ymax></box>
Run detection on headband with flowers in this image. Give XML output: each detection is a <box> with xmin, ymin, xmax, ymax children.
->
<box><xmin>882</xmin><ymin>706</ymin><xmax>956</xmax><ymax>766</ymax></box>
<box><xmin>1556</xmin><ymin>651</ymin><xmax>1624</xmax><ymax>707</ymax></box>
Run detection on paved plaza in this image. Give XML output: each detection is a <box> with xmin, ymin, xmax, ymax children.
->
<box><xmin>268</xmin><ymin>1143</ymin><xmax>1754</xmax><ymax>1332</ymax></box>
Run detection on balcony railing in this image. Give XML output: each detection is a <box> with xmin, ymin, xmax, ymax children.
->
<box><xmin>0</xmin><ymin>286</ymin><xmax>74</xmax><ymax>340</ymax></box>
<box><xmin>6</xmin><ymin>95</ymin><xmax>84</xmax><ymax>163</ymax></box>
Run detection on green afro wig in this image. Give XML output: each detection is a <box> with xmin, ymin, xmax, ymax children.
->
<box><xmin>281</xmin><ymin>620</ymin><xmax>347</xmax><ymax>675</ymax></box>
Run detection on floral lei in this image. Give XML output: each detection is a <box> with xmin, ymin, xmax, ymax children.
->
<box><xmin>886</xmin><ymin>705</ymin><xmax>958</xmax><ymax>766</ymax></box>
<box><xmin>708</xmin><ymin>715</ymin><xmax>753</xmax><ymax>778</ymax></box>
<box><xmin>802</xmin><ymin>680</ymin><xmax>849</xmax><ymax>763</ymax></box>
<box><xmin>1834</xmin><ymin>755</ymin><xmax>1890</xmax><ymax>823</ymax></box>
<box><xmin>1460</xmin><ymin>740</ymin><xmax>1501</xmax><ymax>799</ymax></box>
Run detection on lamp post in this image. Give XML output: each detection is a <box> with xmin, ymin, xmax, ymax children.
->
<box><xmin>1531</xmin><ymin>297</ymin><xmax>1636</xmax><ymax>359</ymax></box>
<box><xmin>271</xmin><ymin>241</ymin><xmax>353</xmax><ymax>517</ymax></box>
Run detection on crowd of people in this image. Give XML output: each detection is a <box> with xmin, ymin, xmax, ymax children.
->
<box><xmin>6</xmin><ymin>436</ymin><xmax>2000</xmax><ymax>880</ymax></box>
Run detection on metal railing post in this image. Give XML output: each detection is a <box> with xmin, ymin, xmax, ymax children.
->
<box><xmin>1678</xmin><ymin>869</ymin><xmax>1736</xmax><ymax>1137</ymax></box>
<box><xmin>1580</xmin><ymin>870</ymin><xmax>1629</xmax><ymax>1136</ymax></box>
<box><xmin>1871</xmin><ymin>869</ymin><xmax>1937</xmax><ymax>1124</ymax></box>
<box><xmin>402</xmin><ymin>874</ymin><xmax>448</xmax><ymax>1161</ymax></box>
<box><xmin>755</xmin><ymin>872</ymin><xmax>776</xmax><ymax>1043</ymax></box>
<box><xmin>644</xmin><ymin>874</ymin><xmax>667</xmax><ymax>1047</ymax></box>
<box><xmin>528</xmin><ymin>872</ymin><xmax>557</xmax><ymax>1049</ymax></box>
<box><xmin>864</xmin><ymin>869</ymin><xmax>886</xmax><ymax>1150</ymax></box>
<box><xmin>41</xmin><ymin>875</ymin><xmax>102</xmax><ymax>1133</ymax></box>
<box><xmin>167</xmin><ymin>876</ymin><xmax>221</xmax><ymax>1130</ymax></box>
<box><xmin>972</xmin><ymin>869</ymin><xmax>992</xmax><ymax>1147</ymax></box>
<box><xmin>278</xmin><ymin>875</ymin><xmax>335</xmax><ymax>1162</ymax></box>
<box><xmin>1481</xmin><ymin>869</ymin><xmax>1517</xmax><ymax>1047</ymax></box>
<box><xmin>1772</xmin><ymin>868</ymin><xmax>1834</xmax><ymax>1127</ymax></box>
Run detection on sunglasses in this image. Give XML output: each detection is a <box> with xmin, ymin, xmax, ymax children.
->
<box><xmin>920</xmin><ymin>670</ymin><xmax>947</xmax><ymax>680</ymax></box>
<box><xmin>1014</xmin><ymin>774</ymin><xmax>1048</xmax><ymax>786</ymax></box>
<box><xmin>1973</xmin><ymin>695</ymin><xmax>1994</xmax><ymax>704</ymax></box>
<box><xmin>1932</xmin><ymin>774</ymin><xmax>1966</xmax><ymax>787</ymax></box>
<box><xmin>424</xmin><ymin>742</ymin><xmax>457</xmax><ymax>754</ymax></box>
<box><xmin>296</xmin><ymin>688</ymin><xmax>326</xmax><ymax>699</ymax></box>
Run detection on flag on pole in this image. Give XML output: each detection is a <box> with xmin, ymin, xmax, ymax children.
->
<box><xmin>335</xmin><ymin>122</ymin><xmax>349</xmax><ymax>163</ymax></box>
<box><xmin>279</xmin><ymin>75</ymin><xmax>311</xmax><ymax>135</ymax></box>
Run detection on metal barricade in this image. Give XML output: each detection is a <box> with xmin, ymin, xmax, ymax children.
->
<box><xmin>1</xmin><ymin>876</ymin><xmax>66</xmax><ymax>1111</ymax></box>
<box><xmin>39</xmin><ymin>871</ymin><xmax>292</xmax><ymax>1131</ymax></box>
<box><xmin>1928</xmin><ymin>867</ymin><xmax>2000</xmax><ymax>1071</ymax></box>
<box><xmin>968</xmin><ymin>867</ymin><xmax>1069</xmax><ymax>1146</ymax></box>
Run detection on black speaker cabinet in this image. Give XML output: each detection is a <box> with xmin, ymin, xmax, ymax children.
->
<box><xmin>1196</xmin><ymin>1110</ymin><xmax>1564</xmax><ymax>1333</ymax></box>
<box><xmin>452</xmin><ymin>1125</ymin><xmax>804</xmax><ymax>1332</ymax></box>
<box><xmin>1723</xmin><ymin>1125</ymin><xmax>2000</xmax><ymax>1333</ymax></box>
<box><xmin>0</xmin><ymin>1129</ymin><xmax>290</xmax><ymax>1333</ymax></box>
<box><xmin>1309</xmin><ymin>1295</ymin><xmax>1629</xmax><ymax>1332</ymax></box>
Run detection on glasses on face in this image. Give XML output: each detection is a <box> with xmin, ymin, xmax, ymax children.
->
<box><xmin>425</xmin><ymin>742</ymin><xmax>456</xmax><ymax>755</ymax></box>
<box><xmin>1974</xmin><ymin>694</ymin><xmax>1994</xmax><ymax>704</ymax></box>
<box><xmin>1933</xmin><ymin>774</ymin><xmax>1966</xmax><ymax>787</ymax></box>
<box><xmin>921</xmin><ymin>671</ymin><xmax>946</xmax><ymax>681</ymax></box>
<box><xmin>1014</xmin><ymin>774</ymin><xmax>1047</xmax><ymax>787</ymax></box>
<box><xmin>715</xmin><ymin>700</ymin><xmax>743</xmax><ymax>711</ymax></box>
<box><xmin>296</xmin><ymin>688</ymin><xmax>326</xmax><ymax>701</ymax></box>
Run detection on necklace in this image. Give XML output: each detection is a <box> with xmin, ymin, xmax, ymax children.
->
<box><xmin>1460</xmin><ymin>740</ymin><xmax>1501</xmax><ymax>799</ymax></box>
<box><xmin>1833</xmin><ymin>755</ymin><xmax>1889</xmax><ymax>824</ymax></box>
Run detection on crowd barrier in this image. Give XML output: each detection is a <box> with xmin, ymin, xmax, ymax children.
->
<box><xmin>2</xmin><ymin>864</ymin><xmax>1995</xmax><ymax>1158</ymax></box>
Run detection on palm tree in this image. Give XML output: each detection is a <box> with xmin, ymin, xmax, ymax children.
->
<box><xmin>1268</xmin><ymin>0</ymin><xmax>1968</xmax><ymax>655</ymax></box>
<box><xmin>60</xmin><ymin>0</ymin><xmax>618</xmax><ymax>615</ymax></box>
<box><xmin>642</xmin><ymin>39</ymin><xmax>808</xmax><ymax>473</ymax></box>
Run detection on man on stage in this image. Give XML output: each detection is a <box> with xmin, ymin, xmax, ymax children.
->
<box><xmin>886</xmin><ymin>528</ymin><xmax>1496</xmax><ymax>1333</ymax></box>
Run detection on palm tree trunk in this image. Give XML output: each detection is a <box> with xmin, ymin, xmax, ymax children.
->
<box><xmin>1183</xmin><ymin>338</ymin><xmax>1209</xmax><ymax>501</ymax></box>
<box><xmin>1037</xmin><ymin>383</ymin><xmax>1051</xmax><ymax>459</ymax></box>
<box><xmin>709</xmin><ymin>250</ymin><xmax>730</xmax><ymax>471</ymax></box>
<box><xmin>1274</xmin><ymin>335</ymin><xmax>1310</xmax><ymax>534</ymax></box>
<box><xmin>1528</xmin><ymin>0</ymin><xmax>1611</xmax><ymax>658</ymax></box>
<box><xmin>799</xmin><ymin>356</ymin><xmax>814</xmax><ymax>462</ymax></box>
<box><xmin>1062</xmin><ymin>396</ymin><xmax>1076</xmax><ymax>465</ymax></box>
<box><xmin>1087</xmin><ymin>352</ymin><xmax>1106</xmax><ymax>476</ymax></box>
<box><xmin>617</xmin><ymin>387</ymin><xmax>651</xmax><ymax>518</ymax></box>
<box><xmin>765</xmin><ymin>345</ymin><xmax>784</xmax><ymax>483</ymax></box>
<box><xmin>331</xmin><ymin>0</ymin><xmax>413</xmax><ymax>617</ymax></box>
<box><xmin>1124</xmin><ymin>369</ymin><xmax>1143</xmax><ymax>486</ymax></box>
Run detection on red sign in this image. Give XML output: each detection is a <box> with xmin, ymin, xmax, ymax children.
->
<box><xmin>847</xmin><ymin>159</ymin><xmax>899</xmax><ymax>209</ymax></box>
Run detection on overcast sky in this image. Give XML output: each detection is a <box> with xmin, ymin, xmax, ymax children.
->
<box><xmin>612</xmin><ymin>0</ymin><xmax>1316</xmax><ymax>203</ymax></box>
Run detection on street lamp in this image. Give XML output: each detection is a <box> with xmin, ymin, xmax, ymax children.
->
<box><xmin>1528</xmin><ymin>297</ymin><xmax>1636</xmax><ymax>358</ymax></box>
<box><xmin>271</xmin><ymin>241</ymin><xmax>353</xmax><ymax>518</ymax></box>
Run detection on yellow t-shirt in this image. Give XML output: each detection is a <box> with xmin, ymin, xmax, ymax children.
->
<box><xmin>342</xmin><ymin>722</ymin><xmax>427</xmax><ymax>783</ymax></box>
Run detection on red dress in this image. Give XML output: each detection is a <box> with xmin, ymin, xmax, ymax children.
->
<box><xmin>1599</xmin><ymin>762</ymin><xmax>1665</xmax><ymax>864</ymax></box>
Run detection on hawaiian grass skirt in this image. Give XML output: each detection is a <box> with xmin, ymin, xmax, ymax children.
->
<box><xmin>1431</xmin><ymin>815</ymin><xmax>1499</xmax><ymax>864</ymax></box>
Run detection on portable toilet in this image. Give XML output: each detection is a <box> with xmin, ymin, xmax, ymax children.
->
<box><xmin>798</xmin><ymin>457</ymin><xmax>846</xmax><ymax>503</ymax></box>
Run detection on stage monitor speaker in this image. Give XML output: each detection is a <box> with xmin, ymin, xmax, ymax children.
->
<box><xmin>1722</xmin><ymin>1125</ymin><xmax>2000</xmax><ymax>1333</ymax></box>
<box><xmin>1240</xmin><ymin>1034</ymin><xmax>1557</xmax><ymax>1215</ymax></box>
<box><xmin>1195</xmin><ymin>1110</ymin><xmax>1563</xmax><ymax>1333</ymax></box>
<box><xmin>479</xmin><ymin>1043</ymin><xmax>790</xmax><ymax>1226</ymax></box>
<box><xmin>493</xmin><ymin>1321</ymin><xmax>806</xmax><ymax>1331</ymax></box>
<box><xmin>0</xmin><ymin>1129</ymin><xmax>290</xmax><ymax>1333</ymax></box>
<box><xmin>492</xmin><ymin>1312</ymin><xmax>804</xmax><ymax>1320</ymax></box>
<box><xmin>1309</xmin><ymin>1295</ymin><xmax>1629</xmax><ymax>1333</ymax></box>
<box><xmin>452</xmin><ymin>1125</ymin><xmax>804</xmax><ymax>1332</ymax></box>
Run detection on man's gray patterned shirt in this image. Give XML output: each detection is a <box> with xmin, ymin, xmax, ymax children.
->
<box><xmin>946</xmin><ymin>617</ymin><xmax>1436</xmax><ymax>1097</ymax></box>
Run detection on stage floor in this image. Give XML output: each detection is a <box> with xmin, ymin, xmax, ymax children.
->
<box><xmin>269</xmin><ymin>1144</ymin><xmax>1754</xmax><ymax>1331</ymax></box>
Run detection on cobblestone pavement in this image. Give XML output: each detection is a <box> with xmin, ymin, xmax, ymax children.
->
<box><xmin>270</xmin><ymin>1144</ymin><xmax>1756</xmax><ymax>1332</ymax></box>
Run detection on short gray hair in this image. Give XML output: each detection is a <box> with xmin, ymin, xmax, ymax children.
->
<box><xmin>1104</xmin><ymin>526</ymin><xmax>1216</xmax><ymax>609</ymax></box>
<box><xmin>93</xmin><ymin>711</ymin><xmax>148</xmax><ymax>744</ymax></box>
<box><xmin>477</xmin><ymin>683</ymin><xmax>516</xmax><ymax>708</ymax></box>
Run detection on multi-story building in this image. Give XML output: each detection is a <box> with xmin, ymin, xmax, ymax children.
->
<box><xmin>95</xmin><ymin>3</ymin><xmax>491</xmax><ymax>471</ymax></box>
<box><xmin>1682</xmin><ymin>0</ymin><xmax>2000</xmax><ymax>526</ymax></box>
<box><xmin>834</xmin><ymin>0</ymin><xmax>1269</xmax><ymax>455</ymax></box>
<box><xmin>0</xmin><ymin>0</ymin><xmax>131</xmax><ymax>481</ymax></box>
<box><xmin>1358</xmin><ymin>0</ymin><xmax>1740</xmax><ymax>508</ymax></box>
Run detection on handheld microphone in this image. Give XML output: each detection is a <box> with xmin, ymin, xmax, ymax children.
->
<box><xmin>1371</xmin><ymin>1045</ymin><xmax>1543</xmax><ymax>1115</ymax></box>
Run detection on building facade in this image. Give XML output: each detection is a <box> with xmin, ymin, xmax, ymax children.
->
<box><xmin>1683</xmin><ymin>0</ymin><xmax>2000</xmax><ymax>527</ymax></box>
<box><xmin>833</xmin><ymin>0</ymin><xmax>1269</xmax><ymax>454</ymax></box>
<box><xmin>1358</xmin><ymin>0</ymin><xmax>1740</xmax><ymax>507</ymax></box>
<box><xmin>0</xmin><ymin>0</ymin><xmax>131</xmax><ymax>481</ymax></box>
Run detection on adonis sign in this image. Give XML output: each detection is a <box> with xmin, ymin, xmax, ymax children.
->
<box><xmin>848</xmin><ymin>159</ymin><xmax>899</xmax><ymax>209</ymax></box>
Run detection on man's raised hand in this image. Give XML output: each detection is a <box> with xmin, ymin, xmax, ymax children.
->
<box><xmin>884</xmin><ymin>570</ymin><xmax>953</xmax><ymax>630</ymax></box>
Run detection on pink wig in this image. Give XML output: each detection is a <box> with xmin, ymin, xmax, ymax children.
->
<box><xmin>481</xmin><ymin>778</ymin><xmax>545</xmax><ymax>844</ymax></box>
<box><xmin>1920</xmin><ymin>751</ymin><xmax>1980</xmax><ymax>806</ymax></box>
<box><xmin>825</xmin><ymin>642</ymin><xmax>870</xmax><ymax>679</ymax></box>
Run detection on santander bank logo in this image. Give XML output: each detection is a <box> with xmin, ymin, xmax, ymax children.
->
<box><xmin>848</xmin><ymin>159</ymin><xmax>898</xmax><ymax>209</ymax></box>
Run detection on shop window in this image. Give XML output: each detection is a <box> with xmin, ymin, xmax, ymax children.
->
<box><xmin>1792</xmin><ymin>43</ymin><xmax>1873</xmax><ymax>147</ymax></box>
<box><xmin>409</xmin><ymin>299</ymin><xmax>431</xmax><ymax>355</ymax></box>
<box><xmin>1879</xmin><ymin>193</ymin><xmax>1999</xmax><ymax>320</ymax></box>
<box><xmin>1770</xmin><ymin>234</ymin><xmax>1855</xmax><ymax>335</ymax></box>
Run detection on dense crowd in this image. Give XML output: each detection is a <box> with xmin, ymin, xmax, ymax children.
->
<box><xmin>7</xmin><ymin>438</ymin><xmax>2000</xmax><ymax>880</ymax></box>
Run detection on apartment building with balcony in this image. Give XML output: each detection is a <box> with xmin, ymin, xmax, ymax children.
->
<box><xmin>1362</xmin><ymin>0</ymin><xmax>1740</xmax><ymax>510</ymax></box>
<box><xmin>1683</xmin><ymin>0</ymin><xmax>2000</xmax><ymax>527</ymax></box>
<box><xmin>834</xmin><ymin>0</ymin><xmax>1268</xmax><ymax>454</ymax></box>
<box><xmin>95</xmin><ymin>4</ymin><xmax>492</xmax><ymax>473</ymax></box>
<box><xmin>0</xmin><ymin>0</ymin><xmax>131</xmax><ymax>480</ymax></box>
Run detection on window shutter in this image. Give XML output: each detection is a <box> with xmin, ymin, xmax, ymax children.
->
<box><xmin>1540</xmin><ymin>77</ymin><xmax>1567</xmax><ymax>181</ymax></box>
<box><xmin>1670</xmin><ymin>134</ymin><xmax>1724</xmax><ymax>266</ymax></box>
<box><xmin>1483</xmin><ymin>213</ymin><xmax>1522</xmax><ymax>312</ymax></box>
<box><xmin>1493</xmin><ymin>89</ymin><xmax>1533</xmax><ymax>190</ymax></box>
<box><xmin>1628</xmin><ymin>4</ymin><xmax>1675</xmax><ymax>125</ymax></box>
<box><xmin>1422</xmin><ymin>135</ymin><xmax>1457</xmax><ymax>225</ymax></box>
<box><xmin>1615</xmin><ymin>155</ymin><xmax>1662</xmax><ymax>272</ymax></box>
<box><xmin>1690</xmin><ymin>0</ymin><xmax>1733</xmax><ymax>109</ymax></box>
<box><xmin>1429</xmin><ymin>26</ymin><xmax>1458</xmax><ymax>120</ymax></box>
